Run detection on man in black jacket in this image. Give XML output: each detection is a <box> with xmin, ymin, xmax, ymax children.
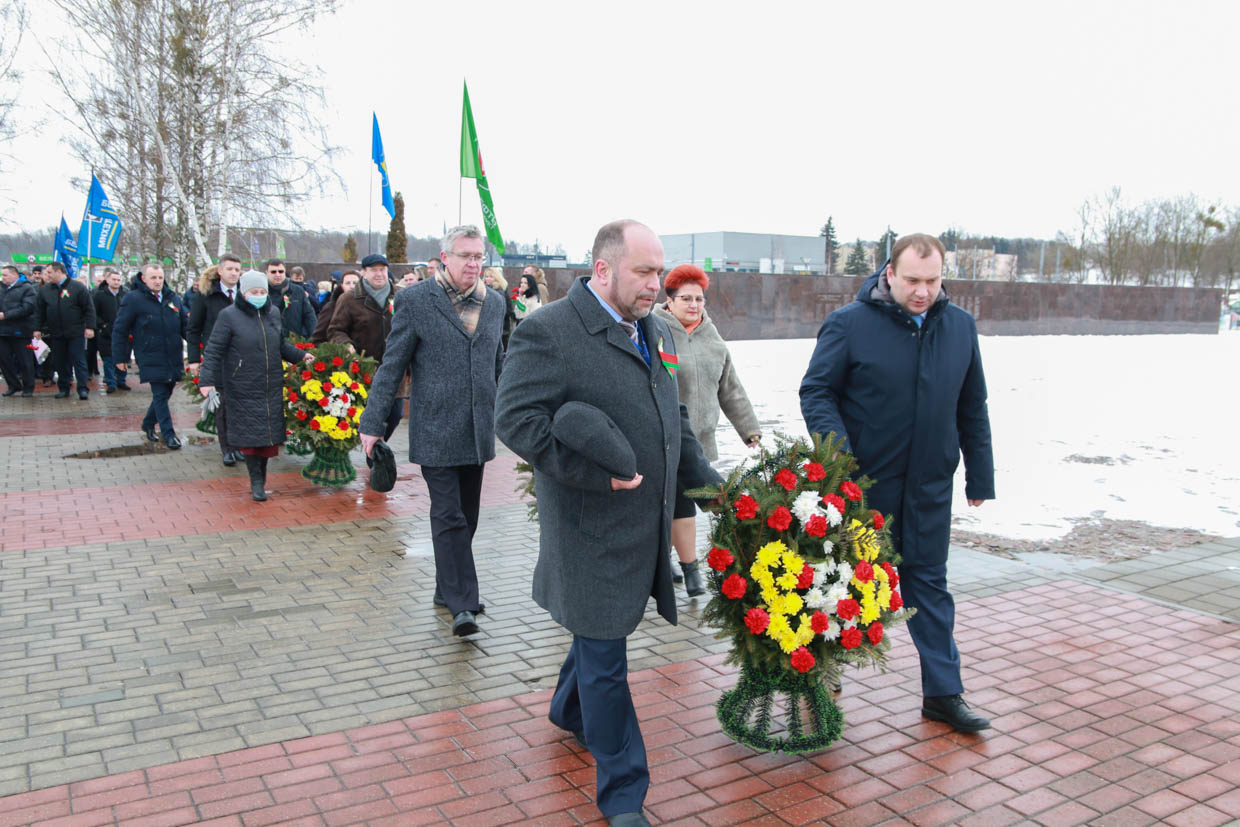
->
<box><xmin>0</xmin><ymin>265</ymin><xmax>37</xmax><ymax>396</ymax></box>
<box><xmin>188</xmin><ymin>254</ymin><xmax>244</xmax><ymax>465</ymax></box>
<box><xmin>265</xmin><ymin>258</ymin><xmax>315</xmax><ymax>338</ymax></box>
<box><xmin>93</xmin><ymin>269</ymin><xmax>130</xmax><ymax>393</ymax></box>
<box><xmin>34</xmin><ymin>262</ymin><xmax>97</xmax><ymax>399</ymax></box>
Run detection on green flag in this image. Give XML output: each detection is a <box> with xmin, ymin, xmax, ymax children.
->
<box><xmin>460</xmin><ymin>81</ymin><xmax>505</xmax><ymax>254</ymax></box>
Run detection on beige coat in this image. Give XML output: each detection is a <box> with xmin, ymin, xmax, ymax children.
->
<box><xmin>654</xmin><ymin>305</ymin><xmax>760</xmax><ymax>461</ymax></box>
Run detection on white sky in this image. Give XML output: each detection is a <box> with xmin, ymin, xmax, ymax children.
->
<box><xmin>6</xmin><ymin>0</ymin><xmax>1240</xmax><ymax>258</ymax></box>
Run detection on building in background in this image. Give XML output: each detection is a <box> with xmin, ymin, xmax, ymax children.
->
<box><xmin>660</xmin><ymin>232</ymin><xmax>827</xmax><ymax>274</ymax></box>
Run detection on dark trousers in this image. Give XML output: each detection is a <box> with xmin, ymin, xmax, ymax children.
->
<box><xmin>142</xmin><ymin>380</ymin><xmax>176</xmax><ymax>437</ymax></box>
<box><xmin>86</xmin><ymin>337</ymin><xmax>99</xmax><ymax>376</ymax></box>
<box><xmin>49</xmin><ymin>336</ymin><xmax>89</xmax><ymax>393</ymax></box>
<box><xmin>549</xmin><ymin>636</ymin><xmax>648</xmax><ymax>817</ymax></box>
<box><xmin>215</xmin><ymin>393</ymin><xmax>233</xmax><ymax>454</ymax></box>
<box><xmin>420</xmin><ymin>463</ymin><xmax>484</xmax><ymax>615</ymax></box>
<box><xmin>0</xmin><ymin>336</ymin><xmax>34</xmax><ymax>391</ymax></box>
<box><xmin>101</xmin><ymin>356</ymin><xmax>127</xmax><ymax>389</ymax></box>
<box><xmin>898</xmin><ymin>563</ymin><xmax>964</xmax><ymax>697</ymax></box>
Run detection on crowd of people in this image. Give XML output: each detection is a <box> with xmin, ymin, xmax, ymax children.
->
<box><xmin>0</xmin><ymin>224</ymin><xmax>994</xmax><ymax>826</ymax></box>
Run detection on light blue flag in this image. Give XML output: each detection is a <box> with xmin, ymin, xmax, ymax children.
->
<box><xmin>53</xmin><ymin>216</ymin><xmax>81</xmax><ymax>280</ymax></box>
<box><xmin>77</xmin><ymin>174</ymin><xmax>123</xmax><ymax>262</ymax></box>
<box><xmin>371</xmin><ymin>113</ymin><xmax>395</xmax><ymax>219</ymax></box>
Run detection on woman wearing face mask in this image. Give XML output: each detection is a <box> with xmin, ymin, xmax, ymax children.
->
<box><xmin>199</xmin><ymin>270</ymin><xmax>312</xmax><ymax>501</ymax></box>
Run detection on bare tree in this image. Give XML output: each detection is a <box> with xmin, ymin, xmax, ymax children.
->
<box><xmin>0</xmin><ymin>0</ymin><xmax>28</xmax><ymax>189</ymax></box>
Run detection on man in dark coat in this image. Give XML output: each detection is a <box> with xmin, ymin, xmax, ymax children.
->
<box><xmin>188</xmin><ymin>254</ymin><xmax>244</xmax><ymax>465</ymax></box>
<box><xmin>495</xmin><ymin>220</ymin><xmax>721</xmax><ymax>825</ymax></box>
<box><xmin>327</xmin><ymin>254</ymin><xmax>403</xmax><ymax>439</ymax></box>
<box><xmin>112</xmin><ymin>263</ymin><xmax>188</xmax><ymax>448</ymax></box>
<box><xmin>0</xmin><ymin>265</ymin><xmax>37</xmax><ymax>396</ymax></box>
<box><xmin>359</xmin><ymin>226</ymin><xmax>505</xmax><ymax>640</ymax></box>
<box><xmin>34</xmin><ymin>261</ymin><xmax>97</xmax><ymax>399</ymax></box>
<box><xmin>800</xmin><ymin>232</ymin><xmax>995</xmax><ymax>733</ymax></box>
<box><xmin>265</xmin><ymin>258</ymin><xmax>316</xmax><ymax>338</ymax></box>
<box><xmin>92</xmin><ymin>269</ymin><xmax>130</xmax><ymax>393</ymax></box>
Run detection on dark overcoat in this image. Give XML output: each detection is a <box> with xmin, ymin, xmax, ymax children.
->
<box><xmin>494</xmin><ymin>276</ymin><xmax>721</xmax><ymax>640</ymax></box>
<box><xmin>199</xmin><ymin>295</ymin><xmax>304</xmax><ymax>448</ymax></box>
<box><xmin>111</xmin><ymin>284</ymin><xmax>186</xmax><ymax>384</ymax></box>
<box><xmin>358</xmin><ymin>277</ymin><xmax>504</xmax><ymax>466</ymax></box>
<box><xmin>35</xmin><ymin>278</ymin><xmax>96</xmax><ymax>338</ymax></box>
<box><xmin>92</xmin><ymin>284</ymin><xmax>127</xmax><ymax>358</ymax></box>
<box><xmin>187</xmin><ymin>276</ymin><xmax>235</xmax><ymax>364</ymax></box>
<box><xmin>799</xmin><ymin>270</ymin><xmax>994</xmax><ymax>567</ymax></box>
<box><xmin>270</xmin><ymin>280</ymin><xmax>316</xmax><ymax>339</ymax></box>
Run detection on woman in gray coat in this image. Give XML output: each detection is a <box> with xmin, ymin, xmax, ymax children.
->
<box><xmin>199</xmin><ymin>270</ymin><xmax>310</xmax><ymax>501</ymax></box>
<box><xmin>653</xmin><ymin>264</ymin><xmax>761</xmax><ymax>595</ymax></box>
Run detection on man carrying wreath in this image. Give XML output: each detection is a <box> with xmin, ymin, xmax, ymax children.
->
<box><xmin>800</xmin><ymin>233</ymin><xmax>995</xmax><ymax>732</ymax></box>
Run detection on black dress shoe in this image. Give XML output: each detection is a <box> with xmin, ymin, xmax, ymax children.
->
<box><xmin>922</xmin><ymin>695</ymin><xmax>991</xmax><ymax>732</ymax></box>
<box><xmin>607</xmin><ymin>812</ymin><xmax>651</xmax><ymax>827</ymax></box>
<box><xmin>452</xmin><ymin>611</ymin><xmax>478</xmax><ymax>637</ymax></box>
<box><xmin>143</xmin><ymin>426</ymin><xmax>159</xmax><ymax>442</ymax></box>
<box><xmin>103</xmin><ymin>386</ymin><xmax>115</xmax><ymax>394</ymax></box>
<box><xmin>2</xmin><ymin>389</ymin><xmax>18</xmax><ymax>397</ymax></box>
<box><xmin>78</xmin><ymin>391</ymin><xmax>89</xmax><ymax>400</ymax></box>
<box><xmin>432</xmin><ymin>589</ymin><xmax>485</xmax><ymax>614</ymax></box>
<box><xmin>164</xmin><ymin>434</ymin><xmax>182</xmax><ymax>450</ymax></box>
<box><xmin>115</xmin><ymin>383</ymin><xmax>131</xmax><ymax>391</ymax></box>
<box><xmin>54</xmin><ymin>390</ymin><xmax>70</xmax><ymax>398</ymax></box>
<box><xmin>21</xmin><ymin>390</ymin><xmax>32</xmax><ymax>397</ymax></box>
<box><xmin>222</xmin><ymin>451</ymin><xmax>237</xmax><ymax>467</ymax></box>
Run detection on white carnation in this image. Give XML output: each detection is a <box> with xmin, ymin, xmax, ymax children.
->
<box><xmin>804</xmin><ymin>587</ymin><xmax>828</xmax><ymax>609</ymax></box>
<box><xmin>826</xmin><ymin>582</ymin><xmax>850</xmax><ymax>606</ymax></box>
<box><xmin>824</xmin><ymin>502</ymin><xmax>843</xmax><ymax>527</ymax></box>
<box><xmin>811</xmin><ymin>562</ymin><xmax>835</xmax><ymax>588</ymax></box>
<box><xmin>791</xmin><ymin>491</ymin><xmax>823</xmax><ymax>525</ymax></box>
<box><xmin>822</xmin><ymin>618</ymin><xmax>841</xmax><ymax>640</ymax></box>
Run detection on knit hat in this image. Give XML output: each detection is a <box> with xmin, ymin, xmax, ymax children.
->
<box><xmin>240</xmin><ymin>270</ymin><xmax>267</xmax><ymax>295</ymax></box>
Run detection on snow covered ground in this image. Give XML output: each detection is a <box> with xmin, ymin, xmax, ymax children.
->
<box><xmin>714</xmin><ymin>332</ymin><xmax>1240</xmax><ymax>542</ymax></box>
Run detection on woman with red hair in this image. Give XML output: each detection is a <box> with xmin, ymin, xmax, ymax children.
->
<box><xmin>655</xmin><ymin>264</ymin><xmax>761</xmax><ymax>596</ymax></box>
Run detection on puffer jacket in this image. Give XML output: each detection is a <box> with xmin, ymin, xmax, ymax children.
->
<box><xmin>111</xmin><ymin>283</ymin><xmax>187</xmax><ymax>383</ymax></box>
<box><xmin>0</xmin><ymin>280</ymin><xmax>37</xmax><ymax>337</ymax></box>
<box><xmin>200</xmin><ymin>294</ymin><xmax>304</xmax><ymax>448</ymax></box>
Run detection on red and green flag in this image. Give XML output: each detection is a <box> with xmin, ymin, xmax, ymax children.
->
<box><xmin>460</xmin><ymin>81</ymin><xmax>505</xmax><ymax>255</ymax></box>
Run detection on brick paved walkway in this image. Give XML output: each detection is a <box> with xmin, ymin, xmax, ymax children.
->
<box><xmin>2</xmin><ymin>381</ymin><xmax>1238</xmax><ymax>825</ymax></box>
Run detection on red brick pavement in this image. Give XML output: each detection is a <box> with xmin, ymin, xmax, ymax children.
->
<box><xmin>0</xmin><ymin>410</ymin><xmax>202</xmax><ymax>437</ymax></box>
<box><xmin>0</xmin><ymin>460</ymin><xmax>526</xmax><ymax>552</ymax></box>
<box><xmin>1</xmin><ymin>580</ymin><xmax>1237</xmax><ymax>826</ymax></box>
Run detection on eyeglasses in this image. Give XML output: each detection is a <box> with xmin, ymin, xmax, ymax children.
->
<box><xmin>448</xmin><ymin>253</ymin><xmax>486</xmax><ymax>263</ymax></box>
<box><xmin>673</xmin><ymin>295</ymin><xmax>705</xmax><ymax>305</ymax></box>
<box><xmin>269</xmin><ymin>269</ymin><xmax>285</xmax><ymax>274</ymax></box>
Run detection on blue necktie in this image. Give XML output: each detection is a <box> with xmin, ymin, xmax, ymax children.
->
<box><xmin>913</xmin><ymin>314</ymin><xmax>924</xmax><ymax>328</ymax></box>
<box><xmin>619</xmin><ymin>320</ymin><xmax>650</xmax><ymax>365</ymax></box>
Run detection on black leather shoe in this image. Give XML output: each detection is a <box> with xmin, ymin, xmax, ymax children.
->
<box><xmin>922</xmin><ymin>695</ymin><xmax>991</xmax><ymax>732</ymax></box>
<box><xmin>103</xmin><ymin>386</ymin><xmax>115</xmax><ymax>394</ymax></box>
<box><xmin>680</xmin><ymin>560</ymin><xmax>705</xmax><ymax>597</ymax></box>
<box><xmin>115</xmin><ymin>383</ymin><xmax>131</xmax><ymax>391</ymax></box>
<box><xmin>452</xmin><ymin>611</ymin><xmax>478</xmax><ymax>637</ymax></box>
<box><xmin>548</xmin><ymin>716</ymin><xmax>588</xmax><ymax>750</ymax></box>
<box><xmin>432</xmin><ymin>589</ymin><xmax>485</xmax><ymax>614</ymax></box>
<box><xmin>78</xmin><ymin>391</ymin><xmax>89</xmax><ymax>400</ymax></box>
<box><xmin>143</xmin><ymin>427</ymin><xmax>159</xmax><ymax>442</ymax></box>
<box><xmin>164</xmin><ymin>433</ymin><xmax>182</xmax><ymax>450</ymax></box>
<box><xmin>607</xmin><ymin>812</ymin><xmax>651</xmax><ymax>827</ymax></box>
<box><xmin>21</xmin><ymin>391</ymin><xmax>32</xmax><ymax>398</ymax></box>
<box><xmin>222</xmin><ymin>451</ymin><xmax>237</xmax><ymax>467</ymax></box>
<box><xmin>54</xmin><ymin>391</ymin><xmax>70</xmax><ymax>398</ymax></box>
<box><xmin>2</xmin><ymin>389</ymin><xmax>18</xmax><ymax>397</ymax></box>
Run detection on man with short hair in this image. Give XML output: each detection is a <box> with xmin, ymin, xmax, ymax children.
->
<box><xmin>495</xmin><ymin>220</ymin><xmax>721</xmax><ymax>825</ymax></box>
<box><xmin>0</xmin><ymin>265</ymin><xmax>37</xmax><ymax>396</ymax></box>
<box><xmin>289</xmin><ymin>265</ymin><xmax>318</xmax><ymax>310</ymax></box>
<box><xmin>360</xmin><ymin>226</ymin><xmax>505</xmax><ymax>639</ymax></box>
<box><xmin>426</xmin><ymin>257</ymin><xmax>443</xmax><ymax>277</ymax></box>
<box><xmin>189</xmin><ymin>254</ymin><xmax>244</xmax><ymax>465</ymax></box>
<box><xmin>92</xmin><ymin>269</ymin><xmax>129</xmax><ymax>393</ymax></box>
<box><xmin>265</xmin><ymin>258</ymin><xmax>316</xmax><ymax>337</ymax></box>
<box><xmin>800</xmin><ymin>232</ymin><xmax>995</xmax><ymax>732</ymax></box>
<box><xmin>34</xmin><ymin>261</ymin><xmax>97</xmax><ymax>399</ymax></box>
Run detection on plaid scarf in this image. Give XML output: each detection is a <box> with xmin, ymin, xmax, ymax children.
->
<box><xmin>435</xmin><ymin>271</ymin><xmax>485</xmax><ymax>336</ymax></box>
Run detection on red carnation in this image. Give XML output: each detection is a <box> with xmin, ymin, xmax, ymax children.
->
<box><xmin>346</xmin><ymin>407</ymin><xmax>357</xmax><ymax>419</ymax></box>
<box><xmin>823</xmin><ymin>493</ymin><xmax>846</xmax><ymax>514</ymax></box>
<box><xmin>309</xmin><ymin>419</ymin><xmax>321</xmax><ymax>430</ymax></box>
<box><xmin>803</xmin><ymin>462</ymin><xmax>826</xmax><ymax>482</ymax></box>
<box><xmin>853</xmin><ymin>560</ymin><xmax>874</xmax><ymax>583</ymax></box>
<box><xmin>321</xmin><ymin>382</ymin><xmax>333</xmax><ymax>393</ymax></box>
<box><xmin>836</xmin><ymin>598</ymin><xmax>860</xmax><ymax>621</ymax></box>
<box><xmin>362</xmin><ymin>373</ymin><xmax>372</xmax><ymax>384</ymax></box>
<box><xmin>331</xmin><ymin>356</ymin><xmax>344</xmax><ymax>367</ymax></box>
<box><xmin>340</xmin><ymin>394</ymin><xmax>349</xmax><ymax>404</ymax></box>
<box><xmin>721</xmin><ymin>574</ymin><xmax>747</xmax><ymax>600</ymax></box>
<box><xmin>318</xmin><ymin>397</ymin><xmax>329</xmax><ymax>408</ymax></box>
<box><xmin>867</xmin><ymin>622</ymin><xmax>884</xmax><ymax>645</ymax></box>
<box><xmin>889</xmin><ymin>590</ymin><xmax>903</xmax><ymax>611</ymax></box>
<box><xmin>706</xmin><ymin>546</ymin><xmax>734</xmax><ymax>571</ymax></box>
<box><xmin>733</xmin><ymin>495</ymin><xmax>759</xmax><ymax>521</ymax></box>
<box><xmin>811</xmin><ymin>610</ymin><xmax>830</xmax><ymax>634</ymax></box>
<box><xmin>797</xmin><ymin>564</ymin><xmax>815</xmax><ymax>591</ymax></box>
<box><xmin>840</xmin><ymin>628</ymin><xmax>862</xmax><ymax>649</ymax></box>
<box><xmin>767</xmin><ymin>506</ymin><xmax>793</xmax><ymax>532</ymax></box>
<box><xmin>841</xmin><ymin>480</ymin><xmax>862</xmax><ymax>501</ymax></box>
<box><xmin>805</xmin><ymin>514</ymin><xmax>828</xmax><ymax>538</ymax></box>
<box><xmin>790</xmin><ymin>647</ymin><xmax>815</xmax><ymax>673</ymax></box>
<box><xmin>337</xmin><ymin>420</ymin><xmax>348</xmax><ymax>430</ymax></box>
<box><xmin>313</xmin><ymin>361</ymin><xmax>326</xmax><ymax>372</ymax></box>
<box><xmin>192</xmin><ymin>377</ymin><xmax>199</xmax><ymax>385</ymax></box>
<box><xmin>881</xmin><ymin>562</ymin><xmax>899</xmax><ymax>588</ymax></box>
<box><xmin>288</xmin><ymin>391</ymin><xmax>298</xmax><ymax>402</ymax></box>
<box><xmin>350</xmin><ymin>362</ymin><xmax>360</xmax><ymax>374</ymax></box>
<box><xmin>872</xmin><ymin>511</ymin><xmax>885</xmax><ymax>530</ymax></box>
<box><xmin>744</xmin><ymin>608</ymin><xmax>770</xmax><ymax>635</ymax></box>
<box><xmin>295</xmin><ymin>410</ymin><xmax>308</xmax><ymax>421</ymax></box>
<box><xmin>301</xmin><ymin>370</ymin><xmax>312</xmax><ymax>381</ymax></box>
<box><xmin>349</xmin><ymin>382</ymin><xmax>360</xmax><ymax>391</ymax></box>
<box><xmin>774</xmin><ymin>468</ymin><xmax>798</xmax><ymax>491</ymax></box>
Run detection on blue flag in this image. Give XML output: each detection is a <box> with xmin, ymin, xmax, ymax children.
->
<box><xmin>53</xmin><ymin>216</ymin><xmax>81</xmax><ymax>280</ymax></box>
<box><xmin>371</xmin><ymin>113</ymin><xmax>395</xmax><ymax>220</ymax></box>
<box><xmin>77</xmin><ymin>174</ymin><xmax>123</xmax><ymax>262</ymax></box>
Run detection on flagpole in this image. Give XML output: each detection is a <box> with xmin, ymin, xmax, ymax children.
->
<box><xmin>368</xmin><ymin>159</ymin><xmax>374</xmax><ymax>256</ymax></box>
<box><xmin>87</xmin><ymin>169</ymin><xmax>95</xmax><ymax>286</ymax></box>
<box><xmin>458</xmin><ymin>178</ymin><xmax>462</xmax><ymax>226</ymax></box>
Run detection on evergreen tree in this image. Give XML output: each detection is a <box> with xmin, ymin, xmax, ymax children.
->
<box><xmin>876</xmin><ymin>227</ymin><xmax>898</xmax><ymax>264</ymax></box>
<box><xmin>819</xmin><ymin>217</ymin><xmax>840</xmax><ymax>275</ymax></box>
<box><xmin>386</xmin><ymin>192</ymin><xmax>408</xmax><ymax>263</ymax></box>
<box><xmin>844</xmin><ymin>239</ymin><xmax>870</xmax><ymax>275</ymax></box>
<box><xmin>341</xmin><ymin>234</ymin><xmax>358</xmax><ymax>264</ymax></box>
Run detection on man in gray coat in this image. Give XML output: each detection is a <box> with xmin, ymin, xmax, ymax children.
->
<box><xmin>495</xmin><ymin>220</ymin><xmax>721</xmax><ymax>826</ymax></box>
<box><xmin>360</xmin><ymin>225</ymin><xmax>506</xmax><ymax>638</ymax></box>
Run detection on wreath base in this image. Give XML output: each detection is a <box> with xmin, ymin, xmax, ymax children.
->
<box><xmin>195</xmin><ymin>410</ymin><xmax>217</xmax><ymax>435</ymax></box>
<box><xmin>284</xmin><ymin>435</ymin><xmax>313</xmax><ymax>456</ymax></box>
<box><xmin>716</xmin><ymin>661</ymin><xmax>844</xmax><ymax>754</ymax></box>
<box><xmin>301</xmin><ymin>446</ymin><xmax>355</xmax><ymax>487</ymax></box>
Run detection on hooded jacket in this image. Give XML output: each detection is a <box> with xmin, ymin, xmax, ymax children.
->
<box><xmin>799</xmin><ymin>268</ymin><xmax>994</xmax><ymax>567</ymax></box>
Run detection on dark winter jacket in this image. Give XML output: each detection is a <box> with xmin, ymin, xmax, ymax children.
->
<box><xmin>92</xmin><ymin>284</ymin><xmax>128</xmax><ymax>357</ymax></box>
<box><xmin>311</xmin><ymin>284</ymin><xmax>347</xmax><ymax>344</ymax></box>
<box><xmin>35</xmin><ymin>277</ymin><xmax>97</xmax><ymax>338</ymax></box>
<box><xmin>111</xmin><ymin>283</ymin><xmax>187</xmax><ymax>384</ymax></box>
<box><xmin>799</xmin><ymin>269</ymin><xmax>994</xmax><ymax>567</ymax></box>
<box><xmin>270</xmin><ymin>280</ymin><xmax>316</xmax><ymax>339</ymax></box>
<box><xmin>0</xmin><ymin>280</ymin><xmax>37</xmax><ymax>337</ymax></box>
<box><xmin>326</xmin><ymin>280</ymin><xmax>397</xmax><ymax>362</ymax></box>
<box><xmin>182</xmin><ymin>285</ymin><xmax>201</xmax><ymax>315</ymax></box>
<box><xmin>187</xmin><ymin>273</ymin><xmax>240</xmax><ymax>364</ymax></box>
<box><xmin>199</xmin><ymin>294</ymin><xmax>303</xmax><ymax>448</ymax></box>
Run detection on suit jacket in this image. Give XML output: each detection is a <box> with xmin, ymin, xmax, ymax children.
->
<box><xmin>495</xmin><ymin>275</ymin><xmax>721</xmax><ymax>639</ymax></box>
<box><xmin>358</xmin><ymin>276</ymin><xmax>505</xmax><ymax>466</ymax></box>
